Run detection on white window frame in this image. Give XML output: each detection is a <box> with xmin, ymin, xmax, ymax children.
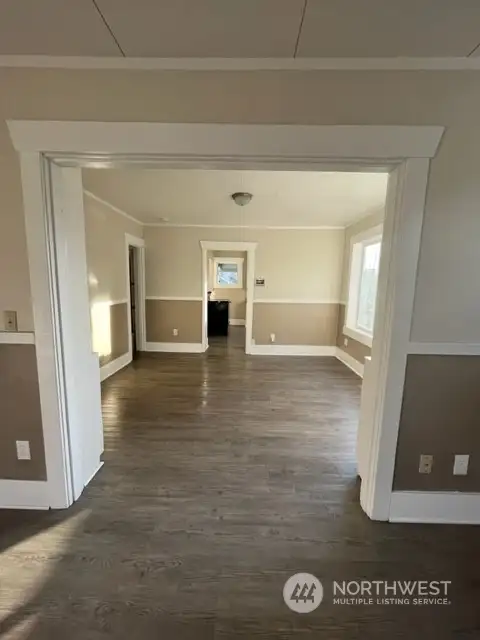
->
<box><xmin>213</xmin><ymin>256</ymin><xmax>244</xmax><ymax>289</ymax></box>
<box><xmin>345</xmin><ymin>224</ymin><xmax>383</xmax><ymax>348</ymax></box>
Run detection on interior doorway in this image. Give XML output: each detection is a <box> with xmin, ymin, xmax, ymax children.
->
<box><xmin>9</xmin><ymin>121</ymin><xmax>440</xmax><ymax>519</ymax></box>
<box><xmin>206</xmin><ymin>249</ymin><xmax>247</xmax><ymax>355</ymax></box>
<box><xmin>201</xmin><ymin>241</ymin><xmax>257</xmax><ymax>354</ymax></box>
<box><xmin>128</xmin><ymin>245</ymin><xmax>139</xmax><ymax>359</ymax></box>
<box><xmin>124</xmin><ymin>233</ymin><xmax>146</xmax><ymax>363</ymax></box>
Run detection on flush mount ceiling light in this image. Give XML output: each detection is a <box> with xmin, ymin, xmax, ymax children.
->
<box><xmin>231</xmin><ymin>192</ymin><xmax>253</xmax><ymax>206</ymax></box>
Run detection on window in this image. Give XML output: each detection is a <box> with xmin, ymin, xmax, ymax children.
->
<box><xmin>213</xmin><ymin>257</ymin><xmax>244</xmax><ymax>289</ymax></box>
<box><xmin>345</xmin><ymin>226</ymin><xmax>382</xmax><ymax>346</ymax></box>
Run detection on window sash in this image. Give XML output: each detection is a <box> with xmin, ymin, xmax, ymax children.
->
<box><xmin>355</xmin><ymin>240</ymin><xmax>381</xmax><ymax>334</ymax></box>
<box><xmin>212</xmin><ymin>257</ymin><xmax>244</xmax><ymax>289</ymax></box>
<box><xmin>345</xmin><ymin>227</ymin><xmax>382</xmax><ymax>345</ymax></box>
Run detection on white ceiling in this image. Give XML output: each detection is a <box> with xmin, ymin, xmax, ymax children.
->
<box><xmin>1</xmin><ymin>0</ymin><xmax>480</xmax><ymax>58</ymax></box>
<box><xmin>82</xmin><ymin>169</ymin><xmax>388</xmax><ymax>228</ymax></box>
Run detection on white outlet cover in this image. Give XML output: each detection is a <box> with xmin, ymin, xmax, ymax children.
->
<box><xmin>343</xmin><ymin>337</ymin><xmax>349</xmax><ymax>347</ymax></box>
<box><xmin>173</xmin><ymin>328</ymin><xmax>178</xmax><ymax>336</ymax></box>
<box><xmin>419</xmin><ymin>454</ymin><xmax>433</xmax><ymax>474</ymax></box>
<box><xmin>453</xmin><ymin>454</ymin><xmax>469</xmax><ymax>476</ymax></box>
<box><xmin>16</xmin><ymin>440</ymin><xmax>31</xmax><ymax>461</ymax></box>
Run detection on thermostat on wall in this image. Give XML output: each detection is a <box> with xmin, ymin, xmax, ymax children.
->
<box><xmin>255</xmin><ymin>278</ymin><xmax>265</xmax><ymax>286</ymax></box>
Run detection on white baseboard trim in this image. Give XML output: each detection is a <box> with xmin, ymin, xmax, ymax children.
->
<box><xmin>100</xmin><ymin>352</ymin><xmax>131</xmax><ymax>381</ymax></box>
<box><xmin>335</xmin><ymin>348</ymin><xmax>364</xmax><ymax>377</ymax></box>
<box><xmin>389</xmin><ymin>491</ymin><xmax>480</xmax><ymax>524</ymax></box>
<box><xmin>145</xmin><ymin>342</ymin><xmax>205</xmax><ymax>353</ymax></box>
<box><xmin>229</xmin><ymin>319</ymin><xmax>245</xmax><ymax>326</ymax></box>
<box><xmin>84</xmin><ymin>461</ymin><xmax>104</xmax><ymax>488</ymax></box>
<box><xmin>0</xmin><ymin>479</ymin><xmax>50</xmax><ymax>509</ymax></box>
<box><xmin>249</xmin><ymin>344</ymin><xmax>337</xmax><ymax>356</ymax></box>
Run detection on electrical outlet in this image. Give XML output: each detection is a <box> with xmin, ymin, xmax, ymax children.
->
<box><xmin>344</xmin><ymin>337</ymin><xmax>349</xmax><ymax>347</ymax></box>
<box><xmin>419</xmin><ymin>454</ymin><xmax>433</xmax><ymax>474</ymax></box>
<box><xmin>4</xmin><ymin>310</ymin><xmax>18</xmax><ymax>332</ymax></box>
<box><xmin>270</xmin><ymin>333</ymin><xmax>276</xmax><ymax>343</ymax></box>
<box><xmin>16</xmin><ymin>440</ymin><xmax>31</xmax><ymax>461</ymax></box>
<box><xmin>453</xmin><ymin>454</ymin><xmax>469</xmax><ymax>476</ymax></box>
<box><xmin>173</xmin><ymin>328</ymin><xmax>179</xmax><ymax>336</ymax></box>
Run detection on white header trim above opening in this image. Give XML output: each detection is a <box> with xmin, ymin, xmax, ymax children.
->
<box><xmin>7</xmin><ymin>122</ymin><xmax>444</xmax><ymax>161</ymax></box>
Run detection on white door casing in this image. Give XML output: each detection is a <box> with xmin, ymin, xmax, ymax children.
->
<box><xmin>8</xmin><ymin>122</ymin><xmax>443</xmax><ymax>515</ymax></box>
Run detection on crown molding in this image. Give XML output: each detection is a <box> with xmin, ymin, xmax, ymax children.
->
<box><xmin>344</xmin><ymin>204</ymin><xmax>386</xmax><ymax>229</ymax></box>
<box><xmin>2</xmin><ymin>55</ymin><xmax>480</xmax><ymax>71</ymax></box>
<box><xmin>144</xmin><ymin>222</ymin><xmax>345</xmax><ymax>229</ymax></box>
<box><xmin>83</xmin><ymin>189</ymin><xmax>143</xmax><ymax>225</ymax></box>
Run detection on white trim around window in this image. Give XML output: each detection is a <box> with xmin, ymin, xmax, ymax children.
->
<box><xmin>345</xmin><ymin>224</ymin><xmax>383</xmax><ymax>347</ymax></box>
<box><xmin>343</xmin><ymin>325</ymin><xmax>373</xmax><ymax>348</ymax></box>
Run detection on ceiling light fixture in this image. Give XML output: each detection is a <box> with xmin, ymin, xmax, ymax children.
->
<box><xmin>231</xmin><ymin>192</ymin><xmax>253</xmax><ymax>206</ymax></box>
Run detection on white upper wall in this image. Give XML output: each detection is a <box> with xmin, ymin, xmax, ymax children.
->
<box><xmin>82</xmin><ymin>169</ymin><xmax>388</xmax><ymax>227</ymax></box>
<box><xmin>145</xmin><ymin>226</ymin><xmax>344</xmax><ymax>301</ymax></box>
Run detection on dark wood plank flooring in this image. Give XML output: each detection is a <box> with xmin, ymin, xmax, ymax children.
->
<box><xmin>0</xmin><ymin>339</ymin><xmax>479</xmax><ymax>638</ymax></box>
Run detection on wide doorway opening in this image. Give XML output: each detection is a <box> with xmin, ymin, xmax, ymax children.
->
<box><xmin>9</xmin><ymin>122</ymin><xmax>439</xmax><ymax>522</ymax></box>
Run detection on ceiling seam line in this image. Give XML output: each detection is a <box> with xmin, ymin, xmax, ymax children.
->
<box><xmin>91</xmin><ymin>0</ymin><xmax>126</xmax><ymax>57</ymax></box>
<box><xmin>293</xmin><ymin>0</ymin><xmax>308</xmax><ymax>59</ymax></box>
<box><xmin>467</xmin><ymin>40</ymin><xmax>480</xmax><ymax>57</ymax></box>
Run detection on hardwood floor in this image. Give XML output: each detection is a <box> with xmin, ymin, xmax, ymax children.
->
<box><xmin>0</xmin><ymin>345</ymin><xmax>479</xmax><ymax>638</ymax></box>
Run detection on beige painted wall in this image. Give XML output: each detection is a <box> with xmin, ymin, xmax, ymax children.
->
<box><xmin>1</xmin><ymin>69</ymin><xmax>480</xmax><ymax>344</ymax></box>
<box><xmin>253</xmin><ymin>303</ymin><xmax>338</xmax><ymax>346</ymax></box>
<box><xmin>394</xmin><ymin>355</ymin><xmax>480</xmax><ymax>492</ymax></box>
<box><xmin>0</xmin><ymin>344</ymin><xmax>45</xmax><ymax>480</ymax></box>
<box><xmin>146</xmin><ymin>299</ymin><xmax>202</xmax><ymax>343</ymax></box>
<box><xmin>146</xmin><ymin>227</ymin><xmax>343</xmax><ymax>345</ymax></box>
<box><xmin>3</xmin><ymin>68</ymin><xmax>480</xmax><ymax>493</ymax></box>
<box><xmin>146</xmin><ymin>226</ymin><xmax>344</xmax><ymax>301</ymax></box>
<box><xmin>84</xmin><ymin>190</ymin><xmax>143</xmax><ymax>305</ymax></box>
<box><xmin>83</xmin><ymin>189</ymin><xmax>143</xmax><ymax>361</ymax></box>
<box><xmin>0</xmin><ymin>153</ymin><xmax>33</xmax><ymax>331</ymax></box>
<box><xmin>98</xmin><ymin>302</ymin><xmax>130</xmax><ymax>366</ymax></box>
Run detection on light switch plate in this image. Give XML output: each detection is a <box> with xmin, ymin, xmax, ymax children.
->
<box><xmin>16</xmin><ymin>440</ymin><xmax>31</xmax><ymax>461</ymax></box>
<box><xmin>344</xmin><ymin>337</ymin><xmax>349</xmax><ymax>347</ymax></box>
<box><xmin>453</xmin><ymin>454</ymin><xmax>469</xmax><ymax>476</ymax></box>
<box><xmin>270</xmin><ymin>333</ymin><xmax>276</xmax><ymax>343</ymax></box>
<box><xmin>4</xmin><ymin>310</ymin><xmax>18</xmax><ymax>332</ymax></box>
